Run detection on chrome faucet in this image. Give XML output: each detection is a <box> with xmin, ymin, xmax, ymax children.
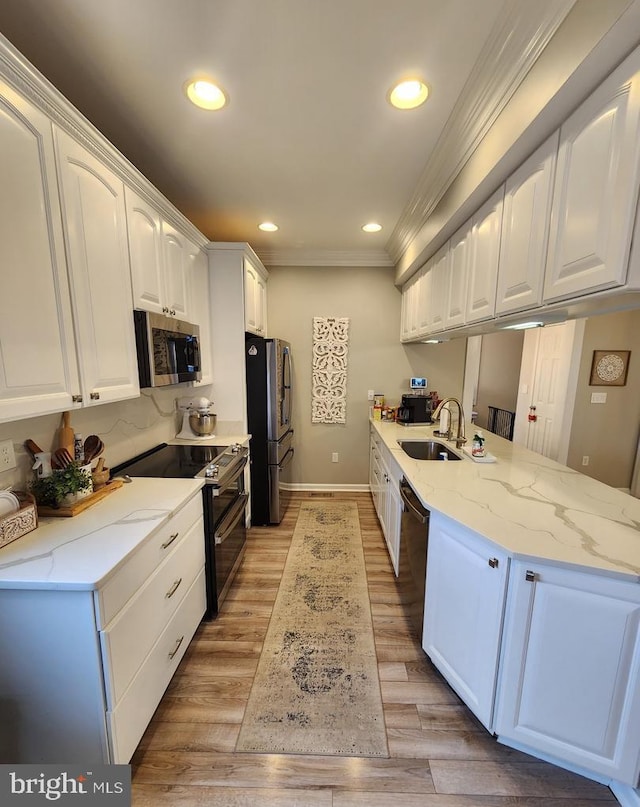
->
<box><xmin>432</xmin><ymin>397</ymin><xmax>467</xmax><ymax>448</ymax></box>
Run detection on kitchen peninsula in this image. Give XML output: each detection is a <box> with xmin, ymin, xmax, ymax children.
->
<box><xmin>371</xmin><ymin>418</ymin><xmax>640</xmax><ymax>795</ymax></box>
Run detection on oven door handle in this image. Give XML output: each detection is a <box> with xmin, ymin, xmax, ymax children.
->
<box><xmin>213</xmin><ymin>454</ymin><xmax>248</xmax><ymax>495</ymax></box>
<box><xmin>214</xmin><ymin>493</ymin><xmax>248</xmax><ymax>545</ymax></box>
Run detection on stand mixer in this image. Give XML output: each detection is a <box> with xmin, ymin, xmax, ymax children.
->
<box><xmin>176</xmin><ymin>396</ymin><xmax>216</xmax><ymax>440</ymax></box>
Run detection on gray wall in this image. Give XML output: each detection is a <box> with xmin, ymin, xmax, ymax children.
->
<box><xmin>567</xmin><ymin>309</ymin><xmax>640</xmax><ymax>489</ymax></box>
<box><xmin>266</xmin><ymin>265</ymin><xmax>466</xmax><ymax>487</ymax></box>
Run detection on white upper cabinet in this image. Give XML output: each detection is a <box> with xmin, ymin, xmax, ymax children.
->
<box><xmin>162</xmin><ymin>222</ymin><xmax>190</xmax><ymax>320</ymax></box>
<box><xmin>244</xmin><ymin>256</ymin><xmax>268</xmax><ymax>336</ymax></box>
<box><xmin>54</xmin><ymin>128</ymin><xmax>140</xmax><ymax>406</ymax></box>
<box><xmin>496</xmin><ymin>134</ymin><xmax>557</xmax><ymax>315</ymax></box>
<box><xmin>428</xmin><ymin>244</ymin><xmax>449</xmax><ymax>333</ymax></box>
<box><xmin>466</xmin><ymin>188</ymin><xmax>504</xmax><ymax>323</ymax></box>
<box><xmin>0</xmin><ymin>79</ymin><xmax>80</xmax><ymax>422</ymax></box>
<box><xmin>125</xmin><ymin>188</ymin><xmax>164</xmax><ymax>314</ymax></box>
<box><xmin>417</xmin><ymin>261</ymin><xmax>432</xmax><ymax>336</ymax></box>
<box><xmin>400</xmin><ymin>270</ymin><xmax>420</xmax><ymax>342</ymax></box>
<box><xmin>544</xmin><ymin>49</ymin><xmax>640</xmax><ymax>302</ymax></box>
<box><xmin>446</xmin><ymin>221</ymin><xmax>471</xmax><ymax>329</ymax></box>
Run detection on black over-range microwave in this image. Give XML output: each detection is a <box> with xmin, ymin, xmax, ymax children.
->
<box><xmin>133</xmin><ymin>309</ymin><xmax>202</xmax><ymax>387</ymax></box>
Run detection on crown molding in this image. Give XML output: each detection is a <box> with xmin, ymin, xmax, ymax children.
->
<box><xmin>256</xmin><ymin>247</ymin><xmax>394</xmax><ymax>268</ymax></box>
<box><xmin>0</xmin><ymin>33</ymin><xmax>208</xmax><ymax>248</ymax></box>
<box><xmin>386</xmin><ymin>0</ymin><xmax>576</xmax><ymax>265</ymax></box>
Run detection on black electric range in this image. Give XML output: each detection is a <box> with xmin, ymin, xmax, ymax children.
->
<box><xmin>112</xmin><ymin>442</ymin><xmax>249</xmax><ymax>618</ymax></box>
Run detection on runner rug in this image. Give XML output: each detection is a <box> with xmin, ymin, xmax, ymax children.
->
<box><xmin>235</xmin><ymin>500</ymin><xmax>389</xmax><ymax>757</ymax></box>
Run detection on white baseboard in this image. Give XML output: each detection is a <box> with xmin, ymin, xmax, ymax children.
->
<box><xmin>282</xmin><ymin>482</ymin><xmax>371</xmax><ymax>493</ymax></box>
<box><xmin>611</xmin><ymin>782</ymin><xmax>640</xmax><ymax>807</ymax></box>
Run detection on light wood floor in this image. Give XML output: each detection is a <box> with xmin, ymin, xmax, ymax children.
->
<box><xmin>131</xmin><ymin>492</ymin><xmax>616</xmax><ymax>806</ymax></box>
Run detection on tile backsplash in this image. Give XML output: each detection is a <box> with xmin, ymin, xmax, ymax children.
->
<box><xmin>0</xmin><ymin>383</ymin><xmax>223</xmax><ymax>492</ymax></box>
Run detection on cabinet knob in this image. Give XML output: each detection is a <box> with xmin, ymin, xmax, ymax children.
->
<box><xmin>162</xmin><ymin>306</ymin><xmax>169</xmax><ymax>313</ymax></box>
<box><xmin>170</xmin><ymin>309</ymin><xmax>176</xmax><ymax>316</ymax></box>
<box><xmin>525</xmin><ymin>570</ymin><xmax>537</xmax><ymax>582</ymax></box>
<box><xmin>72</xmin><ymin>394</ymin><xmax>83</xmax><ymax>403</ymax></box>
<box><xmin>488</xmin><ymin>557</ymin><xmax>499</xmax><ymax>568</ymax></box>
<box><xmin>90</xmin><ymin>392</ymin><xmax>100</xmax><ymax>400</ymax></box>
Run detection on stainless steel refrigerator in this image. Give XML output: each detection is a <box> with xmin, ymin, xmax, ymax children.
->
<box><xmin>245</xmin><ymin>336</ymin><xmax>294</xmax><ymax>524</ymax></box>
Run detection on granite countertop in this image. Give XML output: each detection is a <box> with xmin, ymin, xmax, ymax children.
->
<box><xmin>0</xmin><ymin>477</ymin><xmax>204</xmax><ymax>591</ymax></box>
<box><xmin>372</xmin><ymin>419</ymin><xmax>640</xmax><ymax>582</ymax></box>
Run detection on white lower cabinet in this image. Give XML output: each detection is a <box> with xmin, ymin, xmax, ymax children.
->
<box><xmin>0</xmin><ymin>493</ymin><xmax>205</xmax><ymax>764</ymax></box>
<box><xmin>369</xmin><ymin>428</ymin><xmax>402</xmax><ymax>574</ymax></box>
<box><xmin>495</xmin><ymin>560</ymin><xmax>640</xmax><ymax>786</ymax></box>
<box><xmin>423</xmin><ymin>513</ymin><xmax>509</xmax><ymax>730</ymax></box>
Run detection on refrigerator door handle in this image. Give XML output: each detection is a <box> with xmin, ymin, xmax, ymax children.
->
<box><xmin>282</xmin><ymin>346</ymin><xmax>293</xmax><ymax>427</ymax></box>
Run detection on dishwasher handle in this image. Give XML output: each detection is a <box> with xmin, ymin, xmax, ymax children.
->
<box><xmin>399</xmin><ymin>478</ymin><xmax>429</xmax><ymax>524</ymax></box>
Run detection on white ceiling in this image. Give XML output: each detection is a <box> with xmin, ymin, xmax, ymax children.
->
<box><xmin>0</xmin><ymin>0</ymin><xmax>631</xmax><ymax>268</ymax></box>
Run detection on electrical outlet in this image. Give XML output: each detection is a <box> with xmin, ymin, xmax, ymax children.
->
<box><xmin>332</xmin><ymin>452</ymin><xmax>339</xmax><ymax>463</ymax></box>
<box><xmin>582</xmin><ymin>456</ymin><xmax>589</xmax><ymax>466</ymax></box>
<box><xmin>0</xmin><ymin>439</ymin><xmax>16</xmax><ymax>472</ymax></box>
<box><xmin>367</xmin><ymin>390</ymin><xmax>374</xmax><ymax>401</ymax></box>
<box><xmin>590</xmin><ymin>392</ymin><xmax>607</xmax><ymax>404</ymax></box>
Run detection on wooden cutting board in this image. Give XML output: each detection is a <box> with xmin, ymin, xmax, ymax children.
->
<box><xmin>37</xmin><ymin>478</ymin><xmax>124</xmax><ymax>517</ymax></box>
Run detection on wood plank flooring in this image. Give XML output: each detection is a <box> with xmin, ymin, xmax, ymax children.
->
<box><xmin>131</xmin><ymin>492</ymin><xmax>616</xmax><ymax>806</ymax></box>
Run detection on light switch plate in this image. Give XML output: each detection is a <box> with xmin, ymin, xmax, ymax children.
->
<box><xmin>590</xmin><ymin>392</ymin><xmax>607</xmax><ymax>404</ymax></box>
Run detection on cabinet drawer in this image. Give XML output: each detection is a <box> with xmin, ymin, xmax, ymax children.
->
<box><xmin>96</xmin><ymin>492</ymin><xmax>202</xmax><ymax>627</ymax></box>
<box><xmin>107</xmin><ymin>568</ymin><xmax>206</xmax><ymax>763</ymax></box>
<box><xmin>101</xmin><ymin>514</ymin><xmax>204</xmax><ymax>707</ymax></box>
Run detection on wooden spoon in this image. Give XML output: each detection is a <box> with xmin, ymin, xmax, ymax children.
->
<box><xmin>24</xmin><ymin>439</ymin><xmax>43</xmax><ymax>459</ymax></box>
<box><xmin>83</xmin><ymin>435</ymin><xmax>104</xmax><ymax>463</ymax></box>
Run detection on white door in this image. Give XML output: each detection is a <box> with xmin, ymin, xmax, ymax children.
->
<box><xmin>513</xmin><ymin>320</ymin><xmax>583</xmax><ymax>463</ymax></box>
<box><xmin>162</xmin><ymin>222</ymin><xmax>189</xmax><ymax>319</ymax></box>
<box><xmin>423</xmin><ymin>513</ymin><xmax>509</xmax><ymax>731</ymax></box>
<box><xmin>125</xmin><ymin>188</ymin><xmax>164</xmax><ymax>315</ymax></box>
<box><xmin>496</xmin><ymin>560</ymin><xmax>640</xmax><ymax>785</ymax></box>
<box><xmin>466</xmin><ymin>188</ymin><xmax>504</xmax><ymax>323</ymax></box>
<box><xmin>0</xmin><ymin>80</ymin><xmax>80</xmax><ymax>421</ymax></box>
<box><xmin>54</xmin><ymin>128</ymin><xmax>140</xmax><ymax>406</ymax></box>
<box><xmin>543</xmin><ymin>49</ymin><xmax>640</xmax><ymax>302</ymax></box>
<box><xmin>496</xmin><ymin>133</ymin><xmax>557</xmax><ymax>315</ymax></box>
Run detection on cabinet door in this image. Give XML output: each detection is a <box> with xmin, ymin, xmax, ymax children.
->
<box><xmin>255</xmin><ymin>271</ymin><xmax>267</xmax><ymax>335</ymax></box>
<box><xmin>125</xmin><ymin>187</ymin><xmax>164</xmax><ymax>315</ymax></box>
<box><xmin>429</xmin><ymin>244</ymin><xmax>449</xmax><ymax>333</ymax></box>
<box><xmin>0</xmin><ymin>81</ymin><xmax>80</xmax><ymax>421</ymax></box>
<box><xmin>446</xmin><ymin>222</ymin><xmax>470</xmax><ymax>329</ymax></box>
<box><xmin>495</xmin><ymin>561</ymin><xmax>640</xmax><ymax>785</ymax></box>
<box><xmin>162</xmin><ymin>222</ymin><xmax>189</xmax><ymax>319</ymax></box>
<box><xmin>400</xmin><ymin>272</ymin><xmax>419</xmax><ymax>341</ymax></box>
<box><xmin>466</xmin><ymin>188</ymin><xmax>504</xmax><ymax>324</ymax></box>
<box><xmin>417</xmin><ymin>262</ymin><xmax>432</xmax><ymax>336</ymax></box>
<box><xmin>188</xmin><ymin>242</ymin><xmax>212</xmax><ymax>385</ymax></box>
<box><xmin>244</xmin><ymin>259</ymin><xmax>259</xmax><ymax>334</ymax></box>
<box><xmin>544</xmin><ymin>52</ymin><xmax>640</xmax><ymax>302</ymax></box>
<box><xmin>54</xmin><ymin>128</ymin><xmax>139</xmax><ymax>406</ymax></box>
<box><xmin>496</xmin><ymin>134</ymin><xmax>557</xmax><ymax>315</ymax></box>
<box><xmin>423</xmin><ymin>513</ymin><xmax>508</xmax><ymax>730</ymax></box>
<box><xmin>383</xmin><ymin>456</ymin><xmax>402</xmax><ymax>576</ymax></box>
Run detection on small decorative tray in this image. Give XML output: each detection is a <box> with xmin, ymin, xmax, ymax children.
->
<box><xmin>0</xmin><ymin>492</ymin><xmax>38</xmax><ymax>549</ymax></box>
<box><xmin>37</xmin><ymin>478</ymin><xmax>124</xmax><ymax>518</ymax></box>
<box><xmin>462</xmin><ymin>446</ymin><xmax>497</xmax><ymax>463</ymax></box>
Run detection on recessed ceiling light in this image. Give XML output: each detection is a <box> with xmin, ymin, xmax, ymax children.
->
<box><xmin>258</xmin><ymin>221</ymin><xmax>278</xmax><ymax>232</ymax></box>
<box><xmin>388</xmin><ymin>79</ymin><xmax>429</xmax><ymax>110</ymax></box>
<box><xmin>185</xmin><ymin>79</ymin><xmax>227</xmax><ymax>110</ymax></box>
<box><xmin>362</xmin><ymin>222</ymin><xmax>382</xmax><ymax>233</ymax></box>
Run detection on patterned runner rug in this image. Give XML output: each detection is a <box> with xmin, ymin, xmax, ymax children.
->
<box><xmin>235</xmin><ymin>500</ymin><xmax>389</xmax><ymax>757</ymax></box>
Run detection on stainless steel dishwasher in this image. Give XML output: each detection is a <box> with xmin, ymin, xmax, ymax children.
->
<box><xmin>398</xmin><ymin>477</ymin><xmax>430</xmax><ymax>643</ymax></box>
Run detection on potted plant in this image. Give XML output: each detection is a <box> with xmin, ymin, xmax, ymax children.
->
<box><xmin>30</xmin><ymin>462</ymin><xmax>92</xmax><ymax>508</ymax></box>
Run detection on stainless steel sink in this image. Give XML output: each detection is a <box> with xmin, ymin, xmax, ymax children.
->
<box><xmin>398</xmin><ymin>440</ymin><xmax>462</xmax><ymax>461</ymax></box>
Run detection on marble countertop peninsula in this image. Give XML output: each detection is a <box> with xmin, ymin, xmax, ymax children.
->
<box><xmin>372</xmin><ymin>420</ymin><xmax>640</xmax><ymax>581</ymax></box>
<box><xmin>0</xmin><ymin>477</ymin><xmax>204</xmax><ymax>591</ymax></box>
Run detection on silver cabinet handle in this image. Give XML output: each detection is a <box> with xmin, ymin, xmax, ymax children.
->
<box><xmin>168</xmin><ymin>635</ymin><xmax>184</xmax><ymax>659</ymax></box>
<box><xmin>525</xmin><ymin>570</ymin><xmax>536</xmax><ymax>582</ymax></box>
<box><xmin>161</xmin><ymin>532</ymin><xmax>179</xmax><ymax>549</ymax></box>
<box><xmin>165</xmin><ymin>578</ymin><xmax>182</xmax><ymax>599</ymax></box>
<box><xmin>488</xmin><ymin>557</ymin><xmax>499</xmax><ymax>568</ymax></box>
<box><xmin>90</xmin><ymin>392</ymin><xmax>100</xmax><ymax>400</ymax></box>
<box><xmin>72</xmin><ymin>394</ymin><xmax>83</xmax><ymax>403</ymax></box>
